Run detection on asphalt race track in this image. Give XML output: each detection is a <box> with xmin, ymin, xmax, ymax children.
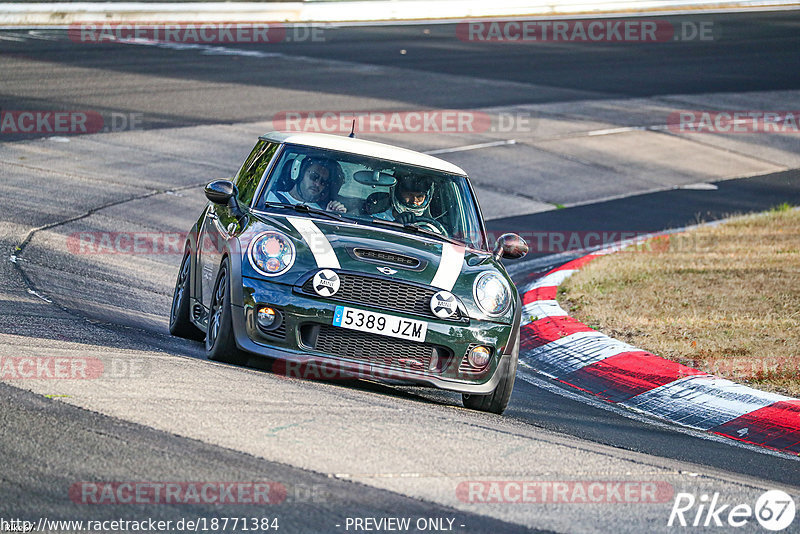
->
<box><xmin>1</xmin><ymin>9</ymin><xmax>800</xmax><ymax>533</ymax></box>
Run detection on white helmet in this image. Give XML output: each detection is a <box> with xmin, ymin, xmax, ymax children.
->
<box><xmin>392</xmin><ymin>175</ymin><xmax>434</xmax><ymax>217</ymax></box>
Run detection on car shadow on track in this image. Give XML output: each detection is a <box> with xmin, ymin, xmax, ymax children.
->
<box><xmin>243</xmin><ymin>353</ymin><xmax>466</xmax><ymax>409</ymax></box>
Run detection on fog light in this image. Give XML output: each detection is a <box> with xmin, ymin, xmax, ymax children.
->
<box><xmin>257</xmin><ymin>306</ymin><xmax>277</xmax><ymax>329</ymax></box>
<box><xmin>468</xmin><ymin>346</ymin><xmax>491</xmax><ymax>368</ymax></box>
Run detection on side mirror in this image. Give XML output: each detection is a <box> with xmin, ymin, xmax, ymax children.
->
<box><xmin>205</xmin><ymin>180</ymin><xmax>246</xmax><ymax>223</ymax></box>
<box><xmin>493</xmin><ymin>233</ymin><xmax>528</xmax><ymax>261</ymax></box>
<box><xmin>204</xmin><ymin>180</ymin><xmax>235</xmax><ymax>205</ymax></box>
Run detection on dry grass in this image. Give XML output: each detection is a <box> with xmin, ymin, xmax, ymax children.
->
<box><xmin>559</xmin><ymin>204</ymin><xmax>800</xmax><ymax>397</ymax></box>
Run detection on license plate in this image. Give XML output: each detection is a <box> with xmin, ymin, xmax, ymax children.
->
<box><xmin>332</xmin><ymin>306</ymin><xmax>427</xmax><ymax>342</ymax></box>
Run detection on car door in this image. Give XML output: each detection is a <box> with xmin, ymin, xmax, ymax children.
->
<box><xmin>197</xmin><ymin>140</ymin><xmax>279</xmax><ymax>311</ymax></box>
<box><xmin>197</xmin><ymin>202</ymin><xmax>227</xmax><ymax>312</ymax></box>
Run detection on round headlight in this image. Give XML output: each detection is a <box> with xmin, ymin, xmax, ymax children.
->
<box><xmin>248</xmin><ymin>231</ymin><xmax>295</xmax><ymax>277</ymax></box>
<box><xmin>473</xmin><ymin>271</ymin><xmax>511</xmax><ymax>316</ymax></box>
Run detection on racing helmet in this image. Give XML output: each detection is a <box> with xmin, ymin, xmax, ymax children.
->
<box><xmin>392</xmin><ymin>175</ymin><xmax>434</xmax><ymax>217</ymax></box>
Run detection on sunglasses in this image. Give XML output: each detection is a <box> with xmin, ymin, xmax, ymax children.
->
<box><xmin>306</xmin><ymin>170</ymin><xmax>331</xmax><ymax>186</ymax></box>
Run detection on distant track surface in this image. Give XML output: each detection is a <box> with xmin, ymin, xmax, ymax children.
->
<box><xmin>0</xmin><ymin>11</ymin><xmax>799</xmax><ymax>139</ymax></box>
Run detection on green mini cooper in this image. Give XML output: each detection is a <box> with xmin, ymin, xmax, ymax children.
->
<box><xmin>169</xmin><ymin>132</ymin><xmax>528</xmax><ymax>414</ymax></box>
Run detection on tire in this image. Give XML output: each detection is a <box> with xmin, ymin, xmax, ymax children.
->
<box><xmin>206</xmin><ymin>257</ymin><xmax>250</xmax><ymax>366</ymax></box>
<box><xmin>169</xmin><ymin>252</ymin><xmax>205</xmax><ymax>341</ymax></box>
<box><xmin>462</xmin><ymin>333</ymin><xmax>519</xmax><ymax>415</ymax></box>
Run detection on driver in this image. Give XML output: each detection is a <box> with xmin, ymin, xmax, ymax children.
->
<box><xmin>267</xmin><ymin>156</ymin><xmax>347</xmax><ymax>213</ymax></box>
<box><xmin>375</xmin><ymin>174</ymin><xmax>435</xmax><ymax>225</ymax></box>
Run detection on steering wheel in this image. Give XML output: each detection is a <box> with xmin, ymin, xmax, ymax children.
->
<box><xmin>413</xmin><ymin>217</ymin><xmax>447</xmax><ymax>235</ymax></box>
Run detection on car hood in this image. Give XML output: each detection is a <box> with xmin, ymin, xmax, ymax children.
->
<box><xmin>244</xmin><ymin>212</ymin><xmax>500</xmax><ymax>289</ymax></box>
<box><xmin>240</xmin><ymin>212</ymin><xmax>517</xmax><ymax>323</ymax></box>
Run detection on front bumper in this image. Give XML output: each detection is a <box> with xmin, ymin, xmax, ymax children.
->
<box><xmin>230</xmin><ymin>276</ymin><xmax>518</xmax><ymax>394</ymax></box>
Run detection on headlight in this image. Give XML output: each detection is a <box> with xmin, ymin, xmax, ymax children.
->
<box><xmin>248</xmin><ymin>231</ymin><xmax>296</xmax><ymax>277</ymax></box>
<box><xmin>473</xmin><ymin>271</ymin><xmax>511</xmax><ymax>316</ymax></box>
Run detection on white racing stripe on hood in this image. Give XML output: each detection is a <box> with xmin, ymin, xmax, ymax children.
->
<box><xmin>286</xmin><ymin>216</ymin><xmax>340</xmax><ymax>269</ymax></box>
<box><xmin>430</xmin><ymin>243</ymin><xmax>465</xmax><ymax>291</ymax></box>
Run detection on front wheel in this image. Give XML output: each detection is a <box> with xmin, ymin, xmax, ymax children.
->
<box><xmin>206</xmin><ymin>258</ymin><xmax>249</xmax><ymax>366</ymax></box>
<box><xmin>462</xmin><ymin>334</ymin><xmax>519</xmax><ymax>415</ymax></box>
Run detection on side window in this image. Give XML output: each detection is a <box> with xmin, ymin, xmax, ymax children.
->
<box><xmin>234</xmin><ymin>141</ymin><xmax>278</xmax><ymax>207</ymax></box>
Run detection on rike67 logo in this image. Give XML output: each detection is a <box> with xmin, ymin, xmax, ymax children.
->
<box><xmin>668</xmin><ymin>490</ymin><xmax>796</xmax><ymax>531</ymax></box>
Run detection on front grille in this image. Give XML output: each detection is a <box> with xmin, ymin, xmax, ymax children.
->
<box><xmin>353</xmin><ymin>248</ymin><xmax>420</xmax><ymax>268</ymax></box>
<box><xmin>306</xmin><ymin>325</ymin><xmax>453</xmax><ymax>371</ymax></box>
<box><xmin>301</xmin><ymin>273</ymin><xmax>461</xmax><ymax>320</ymax></box>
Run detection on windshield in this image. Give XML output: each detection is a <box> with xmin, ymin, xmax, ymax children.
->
<box><xmin>254</xmin><ymin>144</ymin><xmax>487</xmax><ymax>250</ymax></box>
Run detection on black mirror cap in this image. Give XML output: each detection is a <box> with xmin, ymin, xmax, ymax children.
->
<box><xmin>205</xmin><ymin>180</ymin><xmax>235</xmax><ymax>204</ymax></box>
<box><xmin>493</xmin><ymin>233</ymin><xmax>529</xmax><ymax>260</ymax></box>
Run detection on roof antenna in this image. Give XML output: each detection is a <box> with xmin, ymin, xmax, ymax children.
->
<box><xmin>348</xmin><ymin>119</ymin><xmax>356</xmax><ymax>138</ymax></box>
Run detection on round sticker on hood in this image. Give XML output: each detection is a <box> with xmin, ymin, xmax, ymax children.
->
<box><xmin>430</xmin><ymin>290</ymin><xmax>458</xmax><ymax>318</ymax></box>
<box><xmin>313</xmin><ymin>269</ymin><xmax>340</xmax><ymax>297</ymax></box>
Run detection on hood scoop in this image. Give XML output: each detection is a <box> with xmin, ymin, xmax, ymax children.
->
<box><xmin>350</xmin><ymin>247</ymin><xmax>425</xmax><ymax>271</ymax></box>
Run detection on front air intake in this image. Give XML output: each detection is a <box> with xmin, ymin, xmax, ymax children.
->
<box><xmin>353</xmin><ymin>248</ymin><xmax>421</xmax><ymax>269</ymax></box>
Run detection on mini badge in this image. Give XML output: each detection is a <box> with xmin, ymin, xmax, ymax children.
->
<box><xmin>430</xmin><ymin>290</ymin><xmax>458</xmax><ymax>318</ymax></box>
<box><xmin>313</xmin><ymin>269</ymin><xmax>340</xmax><ymax>297</ymax></box>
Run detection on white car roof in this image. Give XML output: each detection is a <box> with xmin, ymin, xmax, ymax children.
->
<box><xmin>261</xmin><ymin>131</ymin><xmax>467</xmax><ymax>176</ymax></box>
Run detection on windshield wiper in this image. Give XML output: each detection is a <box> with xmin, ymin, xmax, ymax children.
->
<box><xmin>262</xmin><ymin>201</ymin><xmax>344</xmax><ymax>222</ymax></box>
<box><xmin>292</xmin><ymin>203</ymin><xmax>346</xmax><ymax>222</ymax></box>
<box><xmin>369</xmin><ymin>218</ymin><xmax>464</xmax><ymax>246</ymax></box>
<box><xmin>404</xmin><ymin>223</ymin><xmax>464</xmax><ymax>246</ymax></box>
<box><xmin>367</xmin><ymin>218</ymin><xmax>405</xmax><ymax>230</ymax></box>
